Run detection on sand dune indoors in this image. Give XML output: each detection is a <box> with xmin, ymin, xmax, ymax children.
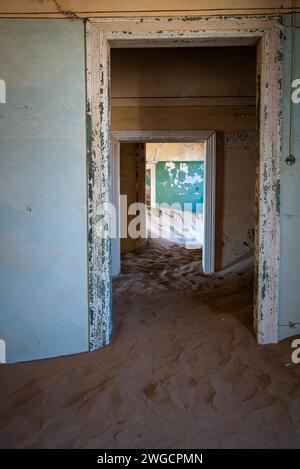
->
<box><xmin>0</xmin><ymin>241</ymin><xmax>299</xmax><ymax>448</ymax></box>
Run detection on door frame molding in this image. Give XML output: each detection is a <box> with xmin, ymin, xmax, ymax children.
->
<box><xmin>111</xmin><ymin>130</ymin><xmax>216</xmax><ymax>277</ymax></box>
<box><xmin>86</xmin><ymin>15</ymin><xmax>283</xmax><ymax>349</ymax></box>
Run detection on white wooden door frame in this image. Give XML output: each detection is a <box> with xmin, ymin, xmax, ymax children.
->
<box><xmin>86</xmin><ymin>16</ymin><xmax>283</xmax><ymax>349</ymax></box>
<box><xmin>111</xmin><ymin>131</ymin><xmax>216</xmax><ymax>276</ymax></box>
<box><xmin>111</xmin><ymin>137</ymin><xmax>121</xmax><ymax>279</ymax></box>
<box><xmin>146</xmin><ymin>162</ymin><xmax>156</xmax><ymax>208</ymax></box>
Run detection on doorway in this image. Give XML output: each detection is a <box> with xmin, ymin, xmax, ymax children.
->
<box><xmin>86</xmin><ymin>16</ymin><xmax>282</xmax><ymax>349</ymax></box>
<box><xmin>111</xmin><ymin>132</ymin><xmax>216</xmax><ymax>277</ymax></box>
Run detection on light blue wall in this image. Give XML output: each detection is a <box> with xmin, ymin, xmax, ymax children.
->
<box><xmin>0</xmin><ymin>20</ymin><xmax>88</xmax><ymax>362</ymax></box>
<box><xmin>279</xmin><ymin>15</ymin><xmax>300</xmax><ymax>339</ymax></box>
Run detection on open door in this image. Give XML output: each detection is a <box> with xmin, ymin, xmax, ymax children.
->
<box><xmin>111</xmin><ymin>140</ymin><xmax>146</xmax><ymax>275</ymax></box>
<box><xmin>111</xmin><ymin>137</ymin><xmax>121</xmax><ymax>276</ymax></box>
<box><xmin>203</xmin><ymin>134</ymin><xmax>216</xmax><ymax>275</ymax></box>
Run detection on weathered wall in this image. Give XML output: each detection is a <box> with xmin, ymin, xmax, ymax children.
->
<box><xmin>146</xmin><ymin>143</ymin><xmax>205</xmax><ymax>212</ymax></box>
<box><xmin>155</xmin><ymin>161</ymin><xmax>204</xmax><ymax>212</ymax></box>
<box><xmin>111</xmin><ymin>47</ymin><xmax>257</xmax><ymax>268</ymax></box>
<box><xmin>279</xmin><ymin>14</ymin><xmax>300</xmax><ymax>339</ymax></box>
<box><xmin>0</xmin><ymin>20</ymin><xmax>88</xmax><ymax>362</ymax></box>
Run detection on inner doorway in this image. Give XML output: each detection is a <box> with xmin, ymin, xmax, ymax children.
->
<box><xmin>111</xmin><ymin>132</ymin><xmax>216</xmax><ymax>277</ymax></box>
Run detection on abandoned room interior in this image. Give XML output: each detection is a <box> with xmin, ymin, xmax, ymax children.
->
<box><xmin>0</xmin><ymin>0</ymin><xmax>300</xmax><ymax>451</ymax></box>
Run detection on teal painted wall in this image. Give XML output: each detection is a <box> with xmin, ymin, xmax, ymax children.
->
<box><xmin>155</xmin><ymin>161</ymin><xmax>204</xmax><ymax>212</ymax></box>
<box><xmin>0</xmin><ymin>20</ymin><xmax>88</xmax><ymax>362</ymax></box>
<box><xmin>279</xmin><ymin>15</ymin><xmax>300</xmax><ymax>339</ymax></box>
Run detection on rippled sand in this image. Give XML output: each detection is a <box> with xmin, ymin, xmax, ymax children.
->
<box><xmin>0</xmin><ymin>240</ymin><xmax>300</xmax><ymax>448</ymax></box>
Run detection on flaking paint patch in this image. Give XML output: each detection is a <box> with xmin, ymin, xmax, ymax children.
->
<box><xmin>86</xmin><ymin>97</ymin><xmax>112</xmax><ymax>350</ymax></box>
<box><xmin>276</xmin><ymin>178</ymin><xmax>280</xmax><ymax>216</ymax></box>
<box><xmin>261</xmin><ymin>259</ymin><xmax>270</xmax><ymax>300</ymax></box>
<box><xmin>224</xmin><ymin>129</ymin><xmax>256</xmax><ymax>145</ymax></box>
<box><xmin>86</xmin><ymin>99</ymin><xmax>94</xmax><ymax>347</ymax></box>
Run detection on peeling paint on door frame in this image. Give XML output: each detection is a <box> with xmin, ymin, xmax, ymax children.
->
<box><xmin>86</xmin><ymin>15</ymin><xmax>283</xmax><ymax>349</ymax></box>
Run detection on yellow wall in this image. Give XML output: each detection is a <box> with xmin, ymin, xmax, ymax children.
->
<box><xmin>146</xmin><ymin>143</ymin><xmax>205</xmax><ymax>163</ymax></box>
<box><xmin>0</xmin><ymin>1</ymin><xmax>298</xmax><ymax>18</ymax></box>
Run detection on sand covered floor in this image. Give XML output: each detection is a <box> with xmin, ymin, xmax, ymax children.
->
<box><xmin>0</xmin><ymin>240</ymin><xmax>300</xmax><ymax>448</ymax></box>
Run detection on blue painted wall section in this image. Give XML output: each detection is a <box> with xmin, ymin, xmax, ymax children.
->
<box><xmin>279</xmin><ymin>14</ymin><xmax>300</xmax><ymax>339</ymax></box>
<box><xmin>155</xmin><ymin>161</ymin><xmax>204</xmax><ymax>212</ymax></box>
<box><xmin>0</xmin><ymin>20</ymin><xmax>88</xmax><ymax>362</ymax></box>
